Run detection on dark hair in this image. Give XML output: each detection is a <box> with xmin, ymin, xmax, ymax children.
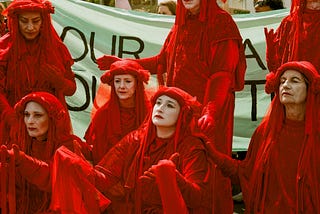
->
<box><xmin>255</xmin><ymin>0</ymin><xmax>284</xmax><ymax>10</ymax></box>
<box><xmin>158</xmin><ymin>0</ymin><xmax>176</xmax><ymax>15</ymax></box>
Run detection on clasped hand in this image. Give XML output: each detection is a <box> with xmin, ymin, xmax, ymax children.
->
<box><xmin>139</xmin><ymin>153</ymin><xmax>180</xmax><ymax>183</ymax></box>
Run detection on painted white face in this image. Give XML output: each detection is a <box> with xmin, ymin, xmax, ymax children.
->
<box><xmin>24</xmin><ymin>101</ymin><xmax>49</xmax><ymax>141</ymax></box>
<box><xmin>279</xmin><ymin>70</ymin><xmax>307</xmax><ymax>106</ymax></box>
<box><xmin>182</xmin><ymin>0</ymin><xmax>201</xmax><ymax>14</ymax></box>
<box><xmin>152</xmin><ymin>95</ymin><xmax>181</xmax><ymax>128</ymax></box>
<box><xmin>114</xmin><ymin>74</ymin><xmax>136</xmax><ymax>101</ymax></box>
<box><xmin>18</xmin><ymin>11</ymin><xmax>42</xmax><ymax>40</ymax></box>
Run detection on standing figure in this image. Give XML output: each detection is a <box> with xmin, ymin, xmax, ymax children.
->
<box><xmin>0</xmin><ymin>0</ymin><xmax>76</xmax><ymax>145</ymax></box>
<box><xmin>0</xmin><ymin>92</ymin><xmax>84</xmax><ymax>213</ymax></box>
<box><xmin>205</xmin><ymin>61</ymin><xmax>320</xmax><ymax>213</ymax></box>
<box><xmin>83</xmin><ymin>59</ymin><xmax>151</xmax><ymax>165</ymax></box>
<box><xmin>97</xmin><ymin>0</ymin><xmax>246</xmax><ymax>212</ymax></box>
<box><xmin>265</xmin><ymin>0</ymin><xmax>320</xmax><ymax>72</ymax></box>
<box><xmin>0</xmin><ymin>0</ymin><xmax>76</xmax><ymax>108</ymax></box>
<box><xmin>50</xmin><ymin>86</ymin><xmax>211</xmax><ymax>214</ymax></box>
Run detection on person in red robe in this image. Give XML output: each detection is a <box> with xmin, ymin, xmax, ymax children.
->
<box><xmin>97</xmin><ymin>0</ymin><xmax>246</xmax><ymax>212</ymax></box>
<box><xmin>204</xmin><ymin>61</ymin><xmax>320</xmax><ymax>213</ymax></box>
<box><xmin>83</xmin><ymin>59</ymin><xmax>151</xmax><ymax>165</ymax></box>
<box><xmin>50</xmin><ymin>86</ymin><xmax>212</xmax><ymax>214</ymax></box>
<box><xmin>0</xmin><ymin>92</ymin><xmax>86</xmax><ymax>213</ymax></box>
<box><xmin>0</xmin><ymin>0</ymin><xmax>76</xmax><ymax>145</ymax></box>
<box><xmin>265</xmin><ymin>0</ymin><xmax>320</xmax><ymax>73</ymax></box>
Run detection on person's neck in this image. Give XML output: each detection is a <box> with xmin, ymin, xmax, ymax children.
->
<box><xmin>285</xmin><ymin>104</ymin><xmax>306</xmax><ymax>121</ymax></box>
<box><xmin>119</xmin><ymin>97</ymin><xmax>135</xmax><ymax>108</ymax></box>
<box><xmin>156</xmin><ymin>126</ymin><xmax>176</xmax><ymax>139</ymax></box>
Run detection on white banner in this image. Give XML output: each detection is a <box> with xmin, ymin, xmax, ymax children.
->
<box><xmin>51</xmin><ymin>0</ymin><xmax>289</xmax><ymax>151</ymax></box>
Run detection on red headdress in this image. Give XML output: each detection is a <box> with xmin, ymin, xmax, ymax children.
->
<box><xmin>14</xmin><ymin>91</ymin><xmax>72</xmax><ymax>159</ymax></box>
<box><xmin>0</xmin><ymin>0</ymin><xmax>73</xmax><ymax>106</ymax></box>
<box><xmin>248</xmin><ymin>61</ymin><xmax>320</xmax><ymax>212</ymax></box>
<box><xmin>85</xmin><ymin>59</ymin><xmax>151</xmax><ymax>163</ymax></box>
<box><xmin>99</xmin><ymin>58</ymin><xmax>150</xmax><ymax>130</ymax></box>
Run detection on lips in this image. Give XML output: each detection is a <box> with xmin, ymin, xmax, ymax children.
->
<box><xmin>154</xmin><ymin>115</ymin><xmax>164</xmax><ymax>119</ymax></box>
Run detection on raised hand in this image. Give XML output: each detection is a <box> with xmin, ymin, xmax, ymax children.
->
<box><xmin>96</xmin><ymin>55</ymin><xmax>121</xmax><ymax>71</ymax></box>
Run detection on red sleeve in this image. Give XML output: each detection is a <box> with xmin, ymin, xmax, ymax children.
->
<box><xmin>202</xmin><ymin>40</ymin><xmax>240</xmax><ymax>121</ymax></box>
<box><xmin>175</xmin><ymin>137</ymin><xmax>210</xmax><ymax>208</ymax></box>
<box><xmin>94</xmin><ymin>133</ymin><xmax>140</xmax><ymax>193</ymax></box>
<box><xmin>17</xmin><ymin>153</ymin><xmax>51</xmax><ymax>192</ymax></box>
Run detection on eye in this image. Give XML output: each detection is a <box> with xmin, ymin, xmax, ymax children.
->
<box><xmin>24</xmin><ymin>111</ymin><xmax>30</xmax><ymax>117</ymax></box>
<box><xmin>167</xmin><ymin>103</ymin><xmax>175</xmax><ymax>108</ymax></box>
<box><xmin>19</xmin><ymin>18</ymin><xmax>28</xmax><ymax>24</ymax></box>
<box><xmin>155</xmin><ymin>100</ymin><xmax>162</xmax><ymax>105</ymax></box>
<box><xmin>34</xmin><ymin>113</ymin><xmax>43</xmax><ymax>118</ymax></box>
<box><xmin>125</xmin><ymin>80</ymin><xmax>132</xmax><ymax>84</ymax></box>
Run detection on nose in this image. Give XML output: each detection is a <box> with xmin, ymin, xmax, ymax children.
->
<box><xmin>157</xmin><ymin>103</ymin><xmax>166</xmax><ymax>112</ymax></box>
<box><xmin>282</xmin><ymin>80</ymin><xmax>290</xmax><ymax>89</ymax></box>
<box><xmin>26</xmin><ymin>22</ymin><xmax>34</xmax><ymax>30</ymax></box>
<box><xmin>119</xmin><ymin>80</ymin><xmax>125</xmax><ymax>88</ymax></box>
<box><xmin>26</xmin><ymin>116</ymin><xmax>35</xmax><ymax>124</ymax></box>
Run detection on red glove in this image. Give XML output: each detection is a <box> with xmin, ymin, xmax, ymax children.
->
<box><xmin>198</xmin><ymin>113</ymin><xmax>215</xmax><ymax>140</ymax></box>
<box><xmin>1</xmin><ymin>144</ymin><xmax>23</xmax><ymax>166</ymax></box>
<box><xmin>96</xmin><ymin>55</ymin><xmax>121</xmax><ymax>71</ymax></box>
<box><xmin>264</xmin><ymin>27</ymin><xmax>279</xmax><ymax>73</ymax></box>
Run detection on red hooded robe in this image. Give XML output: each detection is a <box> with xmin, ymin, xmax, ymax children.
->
<box><xmin>97</xmin><ymin>1</ymin><xmax>247</xmax><ymax>212</ymax></box>
<box><xmin>206</xmin><ymin>61</ymin><xmax>320</xmax><ymax>213</ymax></box>
<box><xmin>265</xmin><ymin>0</ymin><xmax>320</xmax><ymax>73</ymax></box>
<box><xmin>83</xmin><ymin>59</ymin><xmax>151</xmax><ymax>165</ymax></box>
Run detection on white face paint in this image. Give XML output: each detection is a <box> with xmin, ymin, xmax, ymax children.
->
<box><xmin>24</xmin><ymin>101</ymin><xmax>49</xmax><ymax>141</ymax></box>
<box><xmin>152</xmin><ymin>95</ymin><xmax>181</xmax><ymax>129</ymax></box>
<box><xmin>182</xmin><ymin>0</ymin><xmax>201</xmax><ymax>14</ymax></box>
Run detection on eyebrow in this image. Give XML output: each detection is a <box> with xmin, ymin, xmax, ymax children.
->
<box><xmin>19</xmin><ymin>16</ymin><xmax>41</xmax><ymax>20</ymax></box>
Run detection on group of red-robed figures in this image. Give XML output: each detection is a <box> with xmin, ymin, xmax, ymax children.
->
<box><xmin>0</xmin><ymin>0</ymin><xmax>319</xmax><ymax>213</ymax></box>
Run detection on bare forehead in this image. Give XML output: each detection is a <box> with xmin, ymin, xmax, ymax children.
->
<box><xmin>281</xmin><ymin>69</ymin><xmax>304</xmax><ymax>78</ymax></box>
<box><xmin>25</xmin><ymin>101</ymin><xmax>46</xmax><ymax>112</ymax></box>
<box><xmin>18</xmin><ymin>11</ymin><xmax>41</xmax><ymax>19</ymax></box>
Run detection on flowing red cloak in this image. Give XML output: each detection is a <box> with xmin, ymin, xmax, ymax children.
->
<box><xmin>0</xmin><ymin>0</ymin><xmax>76</xmax><ymax>108</ymax></box>
<box><xmin>265</xmin><ymin>3</ymin><xmax>320</xmax><ymax>72</ymax></box>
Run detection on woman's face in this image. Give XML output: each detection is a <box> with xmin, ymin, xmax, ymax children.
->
<box><xmin>24</xmin><ymin>101</ymin><xmax>49</xmax><ymax>141</ymax></box>
<box><xmin>279</xmin><ymin>70</ymin><xmax>307</xmax><ymax>106</ymax></box>
<box><xmin>114</xmin><ymin>74</ymin><xmax>136</xmax><ymax>101</ymax></box>
<box><xmin>18</xmin><ymin>11</ymin><xmax>42</xmax><ymax>40</ymax></box>
<box><xmin>152</xmin><ymin>95</ymin><xmax>181</xmax><ymax>128</ymax></box>
<box><xmin>158</xmin><ymin>5</ymin><xmax>173</xmax><ymax>15</ymax></box>
<box><xmin>182</xmin><ymin>0</ymin><xmax>201</xmax><ymax>14</ymax></box>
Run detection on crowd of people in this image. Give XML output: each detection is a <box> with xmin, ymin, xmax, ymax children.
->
<box><xmin>0</xmin><ymin>0</ymin><xmax>319</xmax><ymax>213</ymax></box>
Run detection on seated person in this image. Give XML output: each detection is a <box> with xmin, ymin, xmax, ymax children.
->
<box><xmin>50</xmin><ymin>86</ymin><xmax>212</xmax><ymax>213</ymax></box>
